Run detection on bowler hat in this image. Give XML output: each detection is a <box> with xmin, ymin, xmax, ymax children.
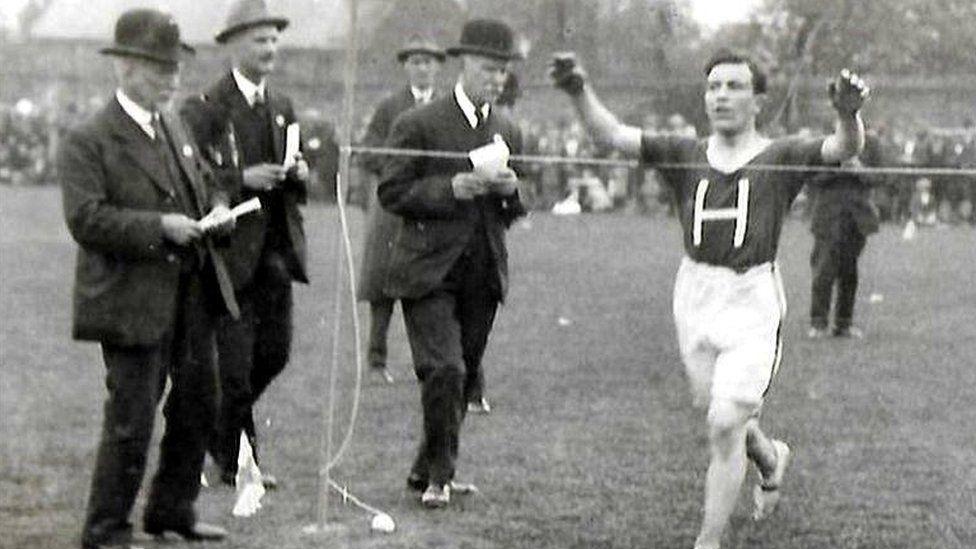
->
<box><xmin>215</xmin><ymin>0</ymin><xmax>290</xmax><ymax>44</ymax></box>
<box><xmin>446</xmin><ymin>19</ymin><xmax>521</xmax><ymax>61</ymax></box>
<box><xmin>100</xmin><ymin>8</ymin><xmax>194</xmax><ymax>66</ymax></box>
<box><xmin>396</xmin><ymin>34</ymin><xmax>446</xmax><ymax>63</ymax></box>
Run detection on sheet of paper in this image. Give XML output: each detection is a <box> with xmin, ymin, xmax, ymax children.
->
<box><xmin>198</xmin><ymin>197</ymin><xmax>262</xmax><ymax>232</ymax></box>
<box><xmin>468</xmin><ymin>134</ymin><xmax>510</xmax><ymax>178</ymax></box>
<box><xmin>230</xmin><ymin>197</ymin><xmax>262</xmax><ymax>218</ymax></box>
<box><xmin>282</xmin><ymin>123</ymin><xmax>300</xmax><ymax>169</ymax></box>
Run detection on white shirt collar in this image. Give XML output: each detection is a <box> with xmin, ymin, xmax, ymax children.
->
<box><xmin>115</xmin><ymin>89</ymin><xmax>156</xmax><ymax>139</ymax></box>
<box><xmin>411</xmin><ymin>86</ymin><xmax>434</xmax><ymax>104</ymax></box>
<box><xmin>454</xmin><ymin>82</ymin><xmax>490</xmax><ymax>129</ymax></box>
<box><xmin>233</xmin><ymin>67</ymin><xmax>267</xmax><ymax>107</ymax></box>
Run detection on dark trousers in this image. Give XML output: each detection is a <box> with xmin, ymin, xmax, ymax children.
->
<box><xmin>367</xmin><ymin>298</ymin><xmax>396</xmax><ymax>367</ymax></box>
<box><xmin>810</xmin><ymin>231</ymin><xmax>867</xmax><ymax>330</ymax></box>
<box><xmin>212</xmin><ymin>253</ymin><xmax>293</xmax><ymax>474</ymax></box>
<box><xmin>82</xmin><ymin>272</ymin><xmax>217</xmax><ymax>546</ymax></box>
<box><xmin>402</xmin><ymin>242</ymin><xmax>500</xmax><ymax>486</ymax></box>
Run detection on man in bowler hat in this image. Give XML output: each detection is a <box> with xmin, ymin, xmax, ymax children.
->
<box><xmin>182</xmin><ymin>0</ymin><xmax>309</xmax><ymax>489</ymax></box>
<box><xmin>358</xmin><ymin>34</ymin><xmax>446</xmax><ymax>385</ymax></box>
<box><xmin>378</xmin><ymin>19</ymin><xmax>527</xmax><ymax>507</ymax></box>
<box><xmin>60</xmin><ymin>8</ymin><xmax>236</xmax><ymax>547</ymax></box>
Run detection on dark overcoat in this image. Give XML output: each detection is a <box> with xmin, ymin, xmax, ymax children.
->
<box><xmin>357</xmin><ymin>86</ymin><xmax>430</xmax><ymax>301</ymax></box>
<box><xmin>59</xmin><ymin>98</ymin><xmax>238</xmax><ymax>347</ymax></box>
<box><xmin>377</xmin><ymin>94</ymin><xmax>527</xmax><ymax>301</ymax></box>
<box><xmin>809</xmin><ymin>134</ymin><xmax>882</xmax><ymax>240</ymax></box>
<box><xmin>181</xmin><ymin>72</ymin><xmax>309</xmax><ymax>290</ymax></box>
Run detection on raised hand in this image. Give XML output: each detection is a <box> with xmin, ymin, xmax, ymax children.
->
<box><xmin>549</xmin><ymin>52</ymin><xmax>587</xmax><ymax>96</ymax></box>
<box><xmin>828</xmin><ymin>69</ymin><xmax>870</xmax><ymax>116</ymax></box>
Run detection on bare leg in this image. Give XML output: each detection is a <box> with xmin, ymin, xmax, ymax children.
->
<box><xmin>694</xmin><ymin>398</ymin><xmax>754</xmax><ymax>549</ymax></box>
<box><xmin>745</xmin><ymin>418</ymin><xmax>777</xmax><ymax>477</ymax></box>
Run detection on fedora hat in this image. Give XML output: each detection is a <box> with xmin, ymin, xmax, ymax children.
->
<box><xmin>100</xmin><ymin>8</ymin><xmax>194</xmax><ymax>66</ymax></box>
<box><xmin>396</xmin><ymin>34</ymin><xmax>446</xmax><ymax>63</ymax></box>
<box><xmin>215</xmin><ymin>0</ymin><xmax>290</xmax><ymax>44</ymax></box>
<box><xmin>446</xmin><ymin>19</ymin><xmax>521</xmax><ymax>61</ymax></box>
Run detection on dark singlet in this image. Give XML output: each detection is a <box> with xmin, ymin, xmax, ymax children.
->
<box><xmin>641</xmin><ymin>134</ymin><xmax>826</xmax><ymax>272</ymax></box>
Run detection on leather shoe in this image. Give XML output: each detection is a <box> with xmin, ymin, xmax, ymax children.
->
<box><xmin>407</xmin><ymin>475</ymin><xmax>476</xmax><ymax>495</ymax></box>
<box><xmin>467</xmin><ymin>397</ymin><xmax>491</xmax><ymax>415</ymax></box>
<box><xmin>421</xmin><ymin>484</ymin><xmax>450</xmax><ymax>508</ymax></box>
<box><xmin>144</xmin><ymin>521</ymin><xmax>227</xmax><ymax>541</ymax></box>
<box><xmin>81</xmin><ymin>527</ymin><xmax>154</xmax><ymax>548</ymax></box>
<box><xmin>81</xmin><ymin>535</ymin><xmax>150</xmax><ymax>549</ymax></box>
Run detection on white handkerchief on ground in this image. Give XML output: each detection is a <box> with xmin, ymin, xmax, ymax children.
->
<box><xmin>232</xmin><ymin>432</ymin><xmax>265</xmax><ymax>517</ymax></box>
<box><xmin>469</xmin><ymin>134</ymin><xmax>510</xmax><ymax>177</ymax></box>
<box><xmin>282</xmin><ymin>123</ymin><xmax>300</xmax><ymax>169</ymax></box>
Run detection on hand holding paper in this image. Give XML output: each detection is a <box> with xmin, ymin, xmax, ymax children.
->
<box><xmin>242</xmin><ymin>164</ymin><xmax>286</xmax><ymax>191</ymax></box>
<box><xmin>289</xmin><ymin>155</ymin><xmax>309</xmax><ymax>182</ymax></box>
<box><xmin>282</xmin><ymin>123</ymin><xmax>300</xmax><ymax>170</ymax></box>
<box><xmin>199</xmin><ymin>197</ymin><xmax>262</xmax><ymax>233</ymax></box>
<box><xmin>468</xmin><ymin>134</ymin><xmax>510</xmax><ymax>178</ymax></box>
<box><xmin>485</xmin><ymin>166</ymin><xmax>519</xmax><ymax>196</ymax></box>
<box><xmin>197</xmin><ymin>204</ymin><xmax>234</xmax><ymax>236</ymax></box>
<box><xmin>451</xmin><ymin>172</ymin><xmax>487</xmax><ymax>200</ymax></box>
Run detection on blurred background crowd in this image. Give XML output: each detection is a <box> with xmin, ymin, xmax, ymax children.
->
<box><xmin>3</xmin><ymin>0</ymin><xmax>975</xmax><ymax>226</ymax></box>
<box><xmin>5</xmin><ymin>95</ymin><xmax>974</xmax><ymax>226</ymax></box>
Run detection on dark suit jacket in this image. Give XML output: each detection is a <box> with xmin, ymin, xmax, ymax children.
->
<box><xmin>181</xmin><ymin>72</ymin><xmax>308</xmax><ymax>289</ymax></box>
<box><xmin>360</xmin><ymin>87</ymin><xmax>421</xmax><ymax>176</ymax></box>
<box><xmin>357</xmin><ymin>86</ymin><xmax>436</xmax><ymax>301</ymax></box>
<box><xmin>809</xmin><ymin>134</ymin><xmax>882</xmax><ymax>239</ymax></box>
<box><xmin>59</xmin><ymin>97</ymin><xmax>238</xmax><ymax>347</ymax></box>
<box><xmin>377</xmin><ymin>94</ymin><xmax>526</xmax><ymax>301</ymax></box>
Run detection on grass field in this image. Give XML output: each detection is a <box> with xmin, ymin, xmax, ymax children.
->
<box><xmin>1</xmin><ymin>185</ymin><xmax>975</xmax><ymax>549</ymax></box>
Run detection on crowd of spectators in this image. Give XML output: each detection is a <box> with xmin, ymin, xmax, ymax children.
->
<box><xmin>3</xmin><ymin>95</ymin><xmax>974</xmax><ymax>226</ymax></box>
<box><xmin>508</xmin><ymin>112</ymin><xmax>976</xmax><ymax>227</ymax></box>
<box><xmin>868</xmin><ymin>121</ymin><xmax>976</xmax><ymax>226</ymax></box>
<box><xmin>1</xmin><ymin>99</ymin><xmax>65</xmax><ymax>186</ymax></box>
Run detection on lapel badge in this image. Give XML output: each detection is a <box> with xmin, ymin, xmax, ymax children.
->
<box><xmin>182</xmin><ymin>144</ymin><xmax>194</xmax><ymax>158</ymax></box>
<box><xmin>275</xmin><ymin>114</ymin><xmax>285</xmax><ymax>127</ymax></box>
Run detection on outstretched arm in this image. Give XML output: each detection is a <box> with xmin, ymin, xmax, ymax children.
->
<box><xmin>549</xmin><ymin>53</ymin><xmax>642</xmax><ymax>156</ymax></box>
<box><xmin>822</xmin><ymin>69</ymin><xmax>870</xmax><ymax>164</ymax></box>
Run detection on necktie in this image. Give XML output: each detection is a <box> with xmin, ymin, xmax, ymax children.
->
<box><xmin>253</xmin><ymin>90</ymin><xmax>265</xmax><ymax>108</ymax></box>
<box><xmin>474</xmin><ymin>107</ymin><xmax>485</xmax><ymax>129</ymax></box>
<box><xmin>150</xmin><ymin>113</ymin><xmax>163</xmax><ymax>141</ymax></box>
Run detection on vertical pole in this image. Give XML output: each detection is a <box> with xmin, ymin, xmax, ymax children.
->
<box><xmin>314</xmin><ymin>0</ymin><xmax>360</xmax><ymax>531</ymax></box>
<box><xmin>317</xmin><ymin>221</ymin><xmax>345</xmax><ymax>528</ymax></box>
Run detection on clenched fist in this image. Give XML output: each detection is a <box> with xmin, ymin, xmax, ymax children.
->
<box><xmin>549</xmin><ymin>52</ymin><xmax>587</xmax><ymax>96</ymax></box>
<box><xmin>828</xmin><ymin>69</ymin><xmax>870</xmax><ymax>116</ymax></box>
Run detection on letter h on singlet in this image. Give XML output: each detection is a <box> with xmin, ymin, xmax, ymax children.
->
<box><xmin>692</xmin><ymin>178</ymin><xmax>750</xmax><ymax>247</ymax></box>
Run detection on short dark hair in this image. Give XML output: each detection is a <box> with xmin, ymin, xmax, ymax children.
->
<box><xmin>703</xmin><ymin>48</ymin><xmax>767</xmax><ymax>95</ymax></box>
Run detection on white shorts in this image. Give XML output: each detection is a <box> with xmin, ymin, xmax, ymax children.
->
<box><xmin>672</xmin><ymin>257</ymin><xmax>787</xmax><ymax>409</ymax></box>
